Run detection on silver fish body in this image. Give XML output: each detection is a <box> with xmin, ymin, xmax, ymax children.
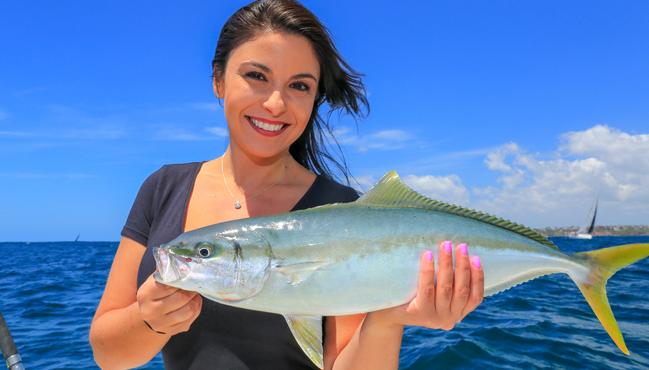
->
<box><xmin>169</xmin><ymin>206</ymin><xmax>584</xmax><ymax>316</ymax></box>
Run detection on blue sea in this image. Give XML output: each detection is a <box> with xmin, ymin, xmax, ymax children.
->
<box><xmin>1</xmin><ymin>236</ymin><xmax>648</xmax><ymax>369</ymax></box>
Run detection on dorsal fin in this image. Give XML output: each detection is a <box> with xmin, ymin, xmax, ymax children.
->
<box><xmin>356</xmin><ymin>171</ymin><xmax>557</xmax><ymax>249</ymax></box>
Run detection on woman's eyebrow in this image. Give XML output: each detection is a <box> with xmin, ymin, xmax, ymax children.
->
<box><xmin>242</xmin><ymin>61</ymin><xmax>272</xmax><ymax>73</ymax></box>
<box><xmin>241</xmin><ymin>61</ymin><xmax>318</xmax><ymax>82</ymax></box>
<box><xmin>292</xmin><ymin>72</ymin><xmax>318</xmax><ymax>82</ymax></box>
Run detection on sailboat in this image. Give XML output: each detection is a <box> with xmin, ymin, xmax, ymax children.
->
<box><xmin>74</xmin><ymin>233</ymin><xmax>80</xmax><ymax>242</ymax></box>
<box><xmin>575</xmin><ymin>198</ymin><xmax>598</xmax><ymax>239</ymax></box>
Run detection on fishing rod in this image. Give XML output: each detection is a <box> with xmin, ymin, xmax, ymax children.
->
<box><xmin>0</xmin><ymin>313</ymin><xmax>24</xmax><ymax>370</ymax></box>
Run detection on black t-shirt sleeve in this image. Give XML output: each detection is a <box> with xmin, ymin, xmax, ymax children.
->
<box><xmin>314</xmin><ymin>177</ymin><xmax>359</xmax><ymax>205</ymax></box>
<box><xmin>340</xmin><ymin>186</ymin><xmax>360</xmax><ymax>202</ymax></box>
<box><xmin>120</xmin><ymin>168</ymin><xmax>162</xmax><ymax>246</ymax></box>
<box><xmin>293</xmin><ymin>176</ymin><xmax>360</xmax><ymax>210</ymax></box>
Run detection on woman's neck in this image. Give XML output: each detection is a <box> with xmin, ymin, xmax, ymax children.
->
<box><xmin>221</xmin><ymin>144</ymin><xmax>293</xmax><ymax>191</ymax></box>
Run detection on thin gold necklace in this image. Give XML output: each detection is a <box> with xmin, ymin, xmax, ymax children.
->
<box><xmin>220</xmin><ymin>156</ymin><xmax>286</xmax><ymax>210</ymax></box>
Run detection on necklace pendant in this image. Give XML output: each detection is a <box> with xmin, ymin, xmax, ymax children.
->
<box><xmin>234</xmin><ymin>200</ymin><xmax>242</xmax><ymax>209</ymax></box>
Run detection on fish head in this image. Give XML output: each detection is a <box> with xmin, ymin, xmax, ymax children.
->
<box><xmin>153</xmin><ymin>231</ymin><xmax>272</xmax><ymax>302</ymax></box>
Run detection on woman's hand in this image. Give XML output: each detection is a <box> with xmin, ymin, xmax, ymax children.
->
<box><xmin>374</xmin><ymin>240</ymin><xmax>484</xmax><ymax>330</ymax></box>
<box><xmin>136</xmin><ymin>275</ymin><xmax>203</xmax><ymax>336</ymax></box>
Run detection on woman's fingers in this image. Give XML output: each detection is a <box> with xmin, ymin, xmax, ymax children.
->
<box><xmin>416</xmin><ymin>250</ymin><xmax>436</xmax><ymax>313</ymax></box>
<box><xmin>434</xmin><ymin>240</ymin><xmax>453</xmax><ymax>319</ymax></box>
<box><xmin>379</xmin><ymin>241</ymin><xmax>483</xmax><ymax>331</ymax></box>
<box><xmin>450</xmin><ymin>243</ymin><xmax>471</xmax><ymax>316</ymax></box>
<box><xmin>166</xmin><ymin>298</ymin><xmax>199</xmax><ymax>324</ymax></box>
<box><xmin>150</xmin><ymin>280</ymin><xmax>179</xmax><ymax>300</ymax></box>
<box><xmin>138</xmin><ymin>275</ymin><xmax>178</xmax><ymax>302</ymax></box>
<box><xmin>158</xmin><ymin>290</ymin><xmax>199</xmax><ymax>315</ymax></box>
<box><xmin>169</xmin><ymin>295</ymin><xmax>203</xmax><ymax>332</ymax></box>
<box><xmin>137</xmin><ymin>274</ymin><xmax>203</xmax><ymax>335</ymax></box>
<box><xmin>461</xmin><ymin>256</ymin><xmax>484</xmax><ymax>319</ymax></box>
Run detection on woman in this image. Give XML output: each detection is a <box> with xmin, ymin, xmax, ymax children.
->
<box><xmin>89</xmin><ymin>1</ymin><xmax>484</xmax><ymax>369</ymax></box>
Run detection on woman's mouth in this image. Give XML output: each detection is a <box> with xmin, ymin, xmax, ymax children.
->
<box><xmin>246</xmin><ymin>116</ymin><xmax>288</xmax><ymax>137</ymax></box>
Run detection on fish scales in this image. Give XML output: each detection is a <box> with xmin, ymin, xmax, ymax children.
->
<box><xmin>203</xmin><ymin>205</ymin><xmax>585</xmax><ymax>316</ymax></box>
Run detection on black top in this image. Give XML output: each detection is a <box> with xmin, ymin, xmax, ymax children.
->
<box><xmin>121</xmin><ymin>162</ymin><xmax>359</xmax><ymax>370</ymax></box>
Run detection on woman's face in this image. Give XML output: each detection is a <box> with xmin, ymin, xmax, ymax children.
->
<box><xmin>215</xmin><ymin>31</ymin><xmax>320</xmax><ymax>161</ymax></box>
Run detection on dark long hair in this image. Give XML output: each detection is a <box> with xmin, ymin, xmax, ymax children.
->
<box><xmin>212</xmin><ymin>0</ymin><xmax>369</xmax><ymax>184</ymax></box>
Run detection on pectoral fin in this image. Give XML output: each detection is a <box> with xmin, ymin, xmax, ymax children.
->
<box><xmin>274</xmin><ymin>261</ymin><xmax>330</xmax><ymax>285</ymax></box>
<box><xmin>284</xmin><ymin>315</ymin><xmax>323</xmax><ymax>369</ymax></box>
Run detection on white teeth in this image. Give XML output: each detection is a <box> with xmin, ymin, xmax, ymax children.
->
<box><xmin>250</xmin><ymin>117</ymin><xmax>284</xmax><ymax>132</ymax></box>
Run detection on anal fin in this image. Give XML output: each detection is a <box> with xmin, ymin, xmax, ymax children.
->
<box><xmin>284</xmin><ymin>315</ymin><xmax>323</xmax><ymax>369</ymax></box>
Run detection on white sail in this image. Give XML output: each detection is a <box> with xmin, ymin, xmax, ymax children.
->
<box><xmin>575</xmin><ymin>198</ymin><xmax>598</xmax><ymax>239</ymax></box>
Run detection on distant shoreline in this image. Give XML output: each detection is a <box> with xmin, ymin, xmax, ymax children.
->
<box><xmin>537</xmin><ymin>225</ymin><xmax>649</xmax><ymax>237</ymax></box>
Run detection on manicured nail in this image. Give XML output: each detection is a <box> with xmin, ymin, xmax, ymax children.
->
<box><xmin>471</xmin><ymin>256</ymin><xmax>481</xmax><ymax>269</ymax></box>
<box><xmin>443</xmin><ymin>240</ymin><xmax>452</xmax><ymax>254</ymax></box>
<box><xmin>425</xmin><ymin>250</ymin><xmax>433</xmax><ymax>261</ymax></box>
<box><xmin>458</xmin><ymin>243</ymin><xmax>468</xmax><ymax>256</ymax></box>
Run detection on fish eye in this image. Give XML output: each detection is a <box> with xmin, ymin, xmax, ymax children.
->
<box><xmin>195</xmin><ymin>242</ymin><xmax>214</xmax><ymax>258</ymax></box>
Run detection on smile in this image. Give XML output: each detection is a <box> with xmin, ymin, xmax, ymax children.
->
<box><xmin>246</xmin><ymin>116</ymin><xmax>289</xmax><ymax>136</ymax></box>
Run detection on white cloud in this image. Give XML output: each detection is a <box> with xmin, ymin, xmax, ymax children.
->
<box><xmin>33</xmin><ymin>104</ymin><xmax>128</xmax><ymax>140</ymax></box>
<box><xmin>0</xmin><ymin>172</ymin><xmax>95</xmax><ymax>180</ymax></box>
<box><xmin>377</xmin><ymin>125</ymin><xmax>649</xmax><ymax>227</ymax></box>
<box><xmin>404</xmin><ymin>174</ymin><xmax>470</xmax><ymax>206</ymax></box>
<box><xmin>561</xmin><ymin>125</ymin><xmax>649</xmax><ymax>168</ymax></box>
<box><xmin>472</xmin><ymin>125</ymin><xmax>649</xmax><ymax>226</ymax></box>
<box><xmin>0</xmin><ymin>131</ymin><xmax>32</xmax><ymax>137</ymax></box>
<box><xmin>153</xmin><ymin>128</ymin><xmax>206</xmax><ymax>141</ymax></box>
<box><xmin>485</xmin><ymin>142</ymin><xmax>519</xmax><ymax>172</ymax></box>
<box><xmin>0</xmin><ymin>127</ymin><xmax>123</xmax><ymax>140</ymax></box>
<box><xmin>153</xmin><ymin>126</ymin><xmax>229</xmax><ymax>141</ymax></box>
<box><xmin>372</xmin><ymin>130</ymin><xmax>410</xmax><ymax>141</ymax></box>
<box><xmin>205</xmin><ymin>126</ymin><xmax>229</xmax><ymax>137</ymax></box>
<box><xmin>60</xmin><ymin>127</ymin><xmax>125</xmax><ymax>140</ymax></box>
<box><xmin>350</xmin><ymin>175</ymin><xmax>377</xmax><ymax>193</ymax></box>
<box><xmin>334</xmin><ymin>126</ymin><xmax>414</xmax><ymax>152</ymax></box>
<box><xmin>189</xmin><ymin>102</ymin><xmax>221</xmax><ymax>112</ymax></box>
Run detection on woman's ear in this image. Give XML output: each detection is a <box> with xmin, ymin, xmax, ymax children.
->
<box><xmin>213</xmin><ymin>78</ymin><xmax>223</xmax><ymax>99</ymax></box>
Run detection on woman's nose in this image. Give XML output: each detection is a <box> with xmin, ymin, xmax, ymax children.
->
<box><xmin>262</xmin><ymin>90</ymin><xmax>287</xmax><ymax>116</ymax></box>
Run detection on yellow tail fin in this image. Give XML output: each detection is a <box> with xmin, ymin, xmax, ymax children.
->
<box><xmin>574</xmin><ymin>243</ymin><xmax>649</xmax><ymax>355</ymax></box>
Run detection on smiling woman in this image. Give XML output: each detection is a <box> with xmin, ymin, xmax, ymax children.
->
<box><xmin>210</xmin><ymin>0</ymin><xmax>369</xmax><ymax>182</ymax></box>
<box><xmin>88</xmin><ymin>1</ymin><xmax>484</xmax><ymax>370</ymax></box>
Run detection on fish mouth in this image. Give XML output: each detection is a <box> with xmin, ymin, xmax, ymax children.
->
<box><xmin>153</xmin><ymin>246</ymin><xmax>191</xmax><ymax>284</ymax></box>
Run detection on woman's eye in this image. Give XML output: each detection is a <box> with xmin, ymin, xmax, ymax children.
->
<box><xmin>245</xmin><ymin>71</ymin><xmax>266</xmax><ymax>81</ymax></box>
<box><xmin>291</xmin><ymin>81</ymin><xmax>310</xmax><ymax>92</ymax></box>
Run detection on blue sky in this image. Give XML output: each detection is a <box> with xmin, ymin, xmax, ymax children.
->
<box><xmin>1</xmin><ymin>0</ymin><xmax>648</xmax><ymax>241</ymax></box>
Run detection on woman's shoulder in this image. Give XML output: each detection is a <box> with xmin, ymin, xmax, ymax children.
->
<box><xmin>310</xmin><ymin>175</ymin><xmax>360</xmax><ymax>204</ymax></box>
<box><xmin>155</xmin><ymin>161</ymin><xmax>204</xmax><ymax>178</ymax></box>
<box><xmin>143</xmin><ymin>161</ymin><xmax>203</xmax><ymax>184</ymax></box>
<box><xmin>136</xmin><ymin>161</ymin><xmax>204</xmax><ymax>196</ymax></box>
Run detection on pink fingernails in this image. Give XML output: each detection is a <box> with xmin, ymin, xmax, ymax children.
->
<box><xmin>458</xmin><ymin>243</ymin><xmax>468</xmax><ymax>256</ymax></box>
<box><xmin>471</xmin><ymin>256</ymin><xmax>481</xmax><ymax>269</ymax></box>
<box><xmin>425</xmin><ymin>250</ymin><xmax>433</xmax><ymax>261</ymax></box>
<box><xmin>443</xmin><ymin>240</ymin><xmax>452</xmax><ymax>254</ymax></box>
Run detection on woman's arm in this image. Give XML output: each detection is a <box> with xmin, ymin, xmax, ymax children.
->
<box><xmin>89</xmin><ymin>237</ymin><xmax>202</xmax><ymax>369</ymax></box>
<box><xmin>325</xmin><ymin>241</ymin><xmax>484</xmax><ymax>370</ymax></box>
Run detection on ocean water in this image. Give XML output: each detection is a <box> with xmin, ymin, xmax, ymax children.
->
<box><xmin>1</xmin><ymin>236</ymin><xmax>648</xmax><ymax>369</ymax></box>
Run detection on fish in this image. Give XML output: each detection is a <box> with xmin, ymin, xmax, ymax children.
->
<box><xmin>153</xmin><ymin>171</ymin><xmax>649</xmax><ymax>368</ymax></box>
